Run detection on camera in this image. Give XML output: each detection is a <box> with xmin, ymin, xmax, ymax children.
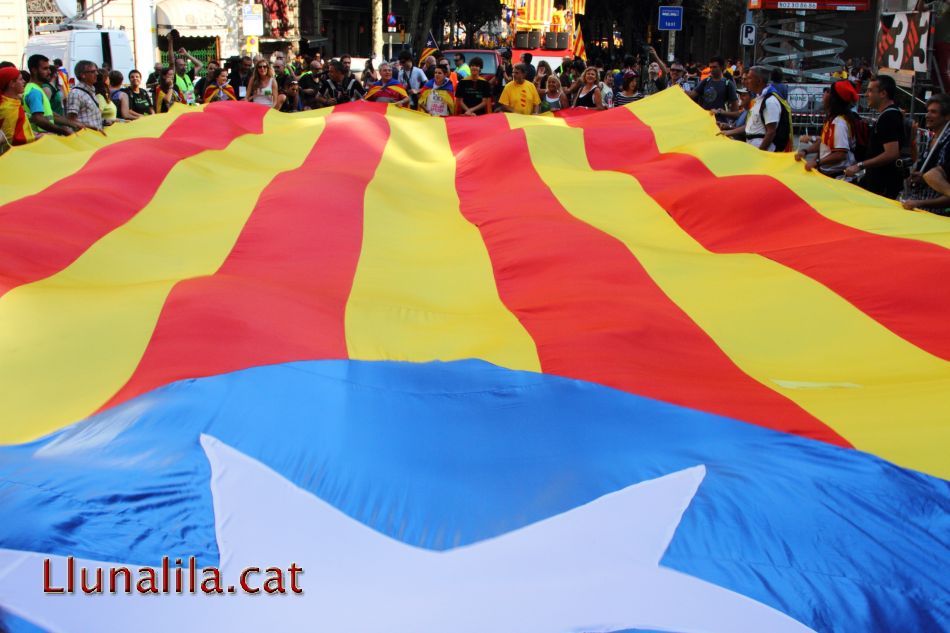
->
<box><xmin>895</xmin><ymin>157</ymin><xmax>914</xmax><ymax>178</ymax></box>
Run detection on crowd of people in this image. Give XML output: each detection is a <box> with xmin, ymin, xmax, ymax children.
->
<box><xmin>0</xmin><ymin>40</ymin><xmax>947</xmax><ymax>215</ymax></box>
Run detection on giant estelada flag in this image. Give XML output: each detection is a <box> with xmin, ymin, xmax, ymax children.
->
<box><xmin>0</xmin><ymin>89</ymin><xmax>947</xmax><ymax>633</ymax></box>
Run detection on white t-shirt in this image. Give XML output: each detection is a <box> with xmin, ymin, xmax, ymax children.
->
<box><xmin>745</xmin><ymin>93</ymin><xmax>781</xmax><ymax>151</ymax></box>
<box><xmin>424</xmin><ymin>89</ymin><xmax>450</xmax><ymax>117</ymax></box>
<box><xmin>818</xmin><ymin>115</ymin><xmax>855</xmax><ymax>174</ymax></box>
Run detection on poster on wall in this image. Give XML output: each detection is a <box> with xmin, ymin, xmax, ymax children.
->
<box><xmin>876</xmin><ymin>11</ymin><xmax>932</xmax><ymax>72</ymax></box>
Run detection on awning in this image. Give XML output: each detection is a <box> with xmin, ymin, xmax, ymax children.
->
<box><xmin>156</xmin><ymin>0</ymin><xmax>229</xmax><ymax>37</ymax></box>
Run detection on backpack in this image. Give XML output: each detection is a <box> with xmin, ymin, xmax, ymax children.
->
<box><xmin>758</xmin><ymin>92</ymin><xmax>794</xmax><ymax>152</ymax></box>
<box><xmin>846</xmin><ymin>113</ymin><xmax>870</xmax><ymax>162</ymax></box>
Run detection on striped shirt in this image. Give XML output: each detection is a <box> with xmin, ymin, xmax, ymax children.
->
<box><xmin>614</xmin><ymin>92</ymin><xmax>643</xmax><ymax>107</ymax></box>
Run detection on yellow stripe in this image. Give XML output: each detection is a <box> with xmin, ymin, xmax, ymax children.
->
<box><xmin>0</xmin><ymin>109</ymin><xmax>331</xmax><ymax>444</ymax></box>
<box><xmin>504</xmin><ymin>112</ymin><xmax>567</xmax><ymax>131</ymax></box>
<box><xmin>523</xmin><ymin>123</ymin><xmax>950</xmax><ymax>478</ymax></box>
<box><xmin>345</xmin><ymin>106</ymin><xmax>540</xmax><ymax>371</ymax></box>
<box><xmin>631</xmin><ymin>89</ymin><xmax>950</xmax><ymax>250</ymax></box>
<box><xmin>0</xmin><ymin>109</ymin><xmax>187</xmax><ymax>207</ymax></box>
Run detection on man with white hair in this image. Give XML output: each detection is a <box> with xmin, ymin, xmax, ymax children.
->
<box><xmin>364</xmin><ymin>62</ymin><xmax>410</xmax><ymax>106</ymax></box>
<box><xmin>724</xmin><ymin>66</ymin><xmax>780</xmax><ymax>151</ymax></box>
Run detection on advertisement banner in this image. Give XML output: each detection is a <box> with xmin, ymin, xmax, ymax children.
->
<box><xmin>876</xmin><ymin>11</ymin><xmax>932</xmax><ymax>72</ymax></box>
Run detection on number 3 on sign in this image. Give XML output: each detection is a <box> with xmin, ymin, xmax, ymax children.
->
<box><xmin>887</xmin><ymin>13</ymin><xmax>907</xmax><ymax>70</ymax></box>
<box><xmin>888</xmin><ymin>12</ymin><xmax>931</xmax><ymax>73</ymax></box>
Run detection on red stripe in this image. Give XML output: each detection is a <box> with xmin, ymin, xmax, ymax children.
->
<box><xmin>445</xmin><ymin>113</ymin><xmax>510</xmax><ymax>156</ymax></box>
<box><xmin>451</xmin><ymin>117</ymin><xmax>846</xmax><ymax>445</ymax></box>
<box><xmin>0</xmin><ymin>102</ymin><xmax>267</xmax><ymax>298</ymax></box>
<box><xmin>572</xmin><ymin>107</ymin><xmax>950</xmax><ymax>362</ymax></box>
<box><xmin>99</xmin><ymin>107</ymin><xmax>390</xmax><ymax>412</ymax></box>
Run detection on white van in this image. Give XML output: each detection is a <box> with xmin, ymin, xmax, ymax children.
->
<box><xmin>22</xmin><ymin>27</ymin><xmax>136</xmax><ymax>84</ymax></box>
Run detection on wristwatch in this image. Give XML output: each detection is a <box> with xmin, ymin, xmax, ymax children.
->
<box><xmin>858</xmin><ymin>161</ymin><xmax>865</xmax><ymax>170</ymax></box>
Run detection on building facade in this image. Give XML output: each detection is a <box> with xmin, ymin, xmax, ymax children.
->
<box><xmin>1</xmin><ymin>0</ymin><xmax>301</xmax><ymax>70</ymax></box>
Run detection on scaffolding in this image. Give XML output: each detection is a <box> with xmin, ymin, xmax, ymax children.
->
<box><xmin>758</xmin><ymin>10</ymin><xmax>848</xmax><ymax>80</ymax></box>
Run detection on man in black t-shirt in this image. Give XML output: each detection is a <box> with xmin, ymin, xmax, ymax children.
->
<box><xmin>845</xmin><ymin>75</ymin><xmax>905</xmax><ymax>198</ymax></box>
<box><xmin>317</xmin><ymin>59</ymin><xmax>365</xmax><ymax>107</ymax></box>
<box><xmin>493</xmin><ymin>50</ymin><xmax>513</xmax><ymax>101</ymax></box>
<box><xmin>298</xmin><ymin>59</ymin><xmax>324</xmax><ymax>109</ymax></box>
<box><xmin>520</xmin><ymin>53</ymin><xmax>536</xmax><ymax>82</ymax></box>
<box><xmin>456</xmin><ymin>57</ymin><xmax>492</xmax><ymax>115</ymax></box>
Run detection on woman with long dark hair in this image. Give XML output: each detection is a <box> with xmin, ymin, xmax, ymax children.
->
<box><xmin>154</xmin><ymin>67</ymin><xmax>183</xmax><ymax>113</ymax></box>
<box><xmin>795</xmin><ymin>80</ymin><xmax>859</xmax><ymax>176</ymax></box>
<box><xmin>94</xmin><ymin>69</ymin><xmax>117</xmax><ymax>124</ymax></box>
<box><xmin>613</xmin><ymin>72</ymin><xmax>642</xmax><ymax>107</ymax></box>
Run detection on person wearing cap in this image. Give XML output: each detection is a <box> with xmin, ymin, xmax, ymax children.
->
<box><xmin>715</xmin><ymin>86</ymin><xmax>752</xmax><ymax>130</ymax></box>
<box><xmin>613</xmin><ymin>55</ymin><xmax>638</xmax><ymax>95</ymax></box>
<box><xmin>0</xmin><ymin>64</ymin><xmax>36</xmax><ymax>150</ymax></box>
<box><xmin>613</xmin><ymin>71</ymin><xmax>643</xmax><ymax>107</ymax></box>
<box><xmin>669</xmin><ymin>62</ymin><xmax>694</xmax><ymax>93</ymax></box>
<box><xmin>279</xmin><ymin>79</ymin><xmax>306</xmax><ymax>112</ymax></box>
<box><xmin>795</xmin><ymin>80</ymin><xmax>859</xmax><ymax>177</ymax></box>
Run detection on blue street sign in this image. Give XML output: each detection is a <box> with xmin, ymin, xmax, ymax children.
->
<box><xmin>658</xmin><ymin>6</ymin><xmax>683</xmax><ymax>31</ymax></box>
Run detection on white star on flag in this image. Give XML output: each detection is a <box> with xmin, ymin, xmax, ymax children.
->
<box><xmin>0</xmin><ymin>435</ymin><xmax>814</xmax><ymax>633</ymax></box>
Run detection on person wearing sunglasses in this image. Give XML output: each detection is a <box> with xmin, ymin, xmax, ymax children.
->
<box><xmin>246</xmin><ymin>60</ymin><xmax>286</xmax><ymax>110</ymax></box>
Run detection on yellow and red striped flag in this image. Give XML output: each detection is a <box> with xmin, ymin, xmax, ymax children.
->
<box><xmin>572</xmin><ymin>22</ymin><xmax>587</xmax><ymax>60</ymax></box>
<box><xmin>0</xmin><ymin>92</ymin><xmax>948</xmax><ymax>633</ymax></box>
<box><xmin>1</xmin><ymin>92</ymin><xmax>948</xmax><ymax>475</ymax></box>
<box><xmin>523</xmin><ymin>0</ymin><xmax>553</xmax><ymax>28</ymax></box>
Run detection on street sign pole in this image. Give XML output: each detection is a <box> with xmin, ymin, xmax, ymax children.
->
<box><xmin>744</xmin><ymin>8</ymin><xmax>755</xmax><ymax>66</ymax></box>
<box><xmin>657</xmin><ymin>5</ymin><xmax>683</xmax><ymax>62</ymax></box>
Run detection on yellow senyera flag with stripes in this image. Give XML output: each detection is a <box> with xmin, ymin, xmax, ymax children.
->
<box><xmin>0</xmin><ymin>90</ymin><xmax>947</xmax><ymax>633</ymax></box>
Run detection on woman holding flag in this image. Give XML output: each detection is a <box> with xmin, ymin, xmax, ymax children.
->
<box><xmin>417</xmin><ymin>66</ymin><xmax>455</xmax><ymax>117</ymax></box>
